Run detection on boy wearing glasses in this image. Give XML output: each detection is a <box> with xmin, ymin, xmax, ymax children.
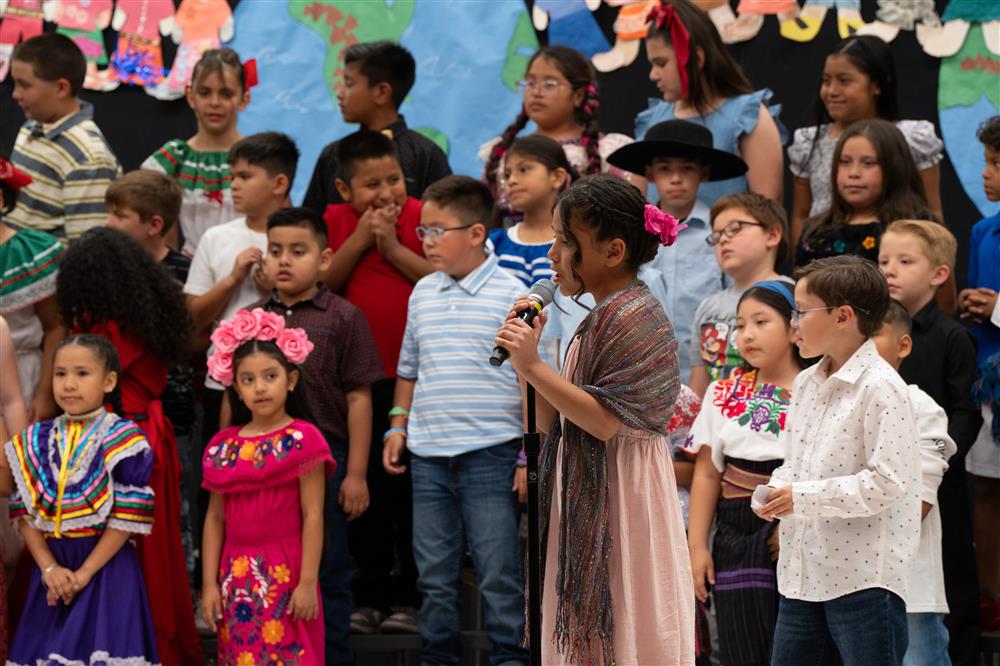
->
<box><xmin>383</xmin><ymin>175</ymin><xmax>528</xmax><ymax>666</ymax></box>
<box><xmin>322</xmin><ymin>128</ymin><xmax>434</xmax><ymax>634</ymax></box>
<box><xmin>303</xmin><ymin>41</ymin><xmax>451</xmax><ymax>212</ymax></box>
<box><xmin>756</xmin><ymin>256</ymin><xmax>920</xmax><ymax>665</ymax></box>
<box><xmin>688</xmin><ymin>192</ymin><xmax>791</xmax><ymax>396</ymax></box>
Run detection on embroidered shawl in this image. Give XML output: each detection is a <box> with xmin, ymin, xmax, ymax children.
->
<box><xmin>538</xmin><ymin>280</ymin><xmax>680</xmax><ymax>665</ymax></box>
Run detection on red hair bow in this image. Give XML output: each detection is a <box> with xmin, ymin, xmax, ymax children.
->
<box><xmin>647</xmin><ymin>2</ymin><xmax>691</xmax><ymax>98</ymax></box>
<box><xmin>0</xmin><ymin>158</ymin><xmax>33</xmax><ymax>190</ymax></box>
<box><xmin>242</xmin><ymin>59</ymin><xmax>259</xmax><ymax>89</ymax></box>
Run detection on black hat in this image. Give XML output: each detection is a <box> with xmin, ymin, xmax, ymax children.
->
<box><xmin>608</xmin><ymin>119</ymin><xmax>748</xmax><ymax>181</ymax></box>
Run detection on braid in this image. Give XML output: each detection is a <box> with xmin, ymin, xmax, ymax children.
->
<box><xmin>485</xmin><ymin>108</ymin><xmax>531</xmax><ymax>193</ymax></box>
<box><xmin>578</xmin><ymin>83</ymin><xmax>602</xmax><ymax>175</ymax></box>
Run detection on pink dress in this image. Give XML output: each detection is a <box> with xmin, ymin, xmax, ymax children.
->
<box><xmin>542</xmin><ymin>338</ymin><xmax>696</xmax><ymax>666</ymax></box>
<box><xmin>202</xmin><ymin>419</ymin><xmax>334</xmax><ymax>664</ymax></box>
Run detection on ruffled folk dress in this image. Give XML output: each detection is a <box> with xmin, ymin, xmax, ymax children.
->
<box><xmin>202</xmin><ymin>419</ymin><xmax>334</xmax><ymax>664</ymax></box>
<box><xmin>5</xmin><ymin>410</ymin><xmax>159</xmax><ymax>665</ymax></box>
<box><xmin>684</xmin><ymin>369</ymin><xmax>790</xmax><ymax>666</ymax></box>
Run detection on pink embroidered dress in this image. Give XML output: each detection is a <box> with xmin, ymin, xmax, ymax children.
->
<box><xmin>202</xmin><ymin>419</ymin><xmax>334</xmax><ymax>663</ymax></box>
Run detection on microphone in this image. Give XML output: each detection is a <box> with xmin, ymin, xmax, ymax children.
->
<box><xmin>490</xmin><ymin>279</ymin><xmax>557</xmax><ymax>367</ymax></box>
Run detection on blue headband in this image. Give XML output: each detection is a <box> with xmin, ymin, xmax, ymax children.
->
<box><xmin>751</xmin><ymin>280</ymin><xmax>796</xmax><ymax>310</ymax></box>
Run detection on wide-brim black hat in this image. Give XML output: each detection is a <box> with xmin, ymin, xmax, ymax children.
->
<box><xmin>608</xmin><ymin>119</ymin><xmax>748</xmax><ymax>182</ymax></box>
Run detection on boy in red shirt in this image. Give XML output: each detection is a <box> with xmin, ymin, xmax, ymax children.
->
<box><xmin>322</xmin><ymin>129</ymin><xmax>433</xmax><ymax>633</ymax></box>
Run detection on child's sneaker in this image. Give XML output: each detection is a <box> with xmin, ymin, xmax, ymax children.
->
<box><xmin>380</xmin><ymin>607</ymin><xmax>419</xmax><ymax>634</ymax></box>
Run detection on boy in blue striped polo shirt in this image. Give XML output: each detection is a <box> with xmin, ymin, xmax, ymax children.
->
<box><xmin>383</xmin><ymin>175</ymin><xmax>528</xmax><ymax>666</ymax></box>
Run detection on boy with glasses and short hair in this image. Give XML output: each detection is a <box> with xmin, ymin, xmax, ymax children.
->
<box><xmin>689</xmin><ymin>192</ymin><xmax>791</xmax><ymax>396</ymax></box>
<box><xmin>382</xmin><ymin>175</ymin><xmax>528</xmax><ymax>666</ymax></box>
<box><xmin>757</xmin><ymin>255</ymin><xmax>920</xmax><ymax>665</ymax></box>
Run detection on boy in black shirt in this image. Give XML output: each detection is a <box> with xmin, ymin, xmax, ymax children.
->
<box><xmin>878</xmin><ymin>218</ymin><xmax>982</xmax><ymax>665</ymax></box>
<box><xmin>303</xmin><ymin>41</ymin><xmax>451</xmax><ymax>212</ymax></box>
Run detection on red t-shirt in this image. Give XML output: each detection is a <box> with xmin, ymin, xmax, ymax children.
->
<box><xmin>323</xmin><ymin>197</ymin><xmax>424</xmax><ymax>378</ymax></box>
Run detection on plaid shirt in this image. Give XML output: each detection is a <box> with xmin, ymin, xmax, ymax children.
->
<box><xmin>254</xmin><ymin>285</ymin><xmax>383</xmax><ymax>445</ymax></box>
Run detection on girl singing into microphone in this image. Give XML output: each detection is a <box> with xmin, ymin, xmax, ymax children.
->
<box><xmin>495</xmin><ymin>174</ymin><xmax>695</xmax><ymax>665</ymax></box>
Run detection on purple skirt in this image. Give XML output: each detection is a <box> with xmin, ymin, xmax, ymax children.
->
<box><xmin>8</xmin><ymin>536</ymin><xmax>160</xmax><ymax>665</ymax></box>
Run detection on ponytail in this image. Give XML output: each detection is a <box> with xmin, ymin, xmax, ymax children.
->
<box><xmin>485</xmin><ymin>107</ymin><xmax>531</xmax><ymax>193</ymax></box>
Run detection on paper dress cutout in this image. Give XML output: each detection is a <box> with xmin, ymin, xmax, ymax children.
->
<box><xmin>49</xmin><ymin>0</ymin><xmax>117</xmax><ymax>91</ymax></box>
<box><xmin>856</xmin><ymin>0</ymin><xmax>940</xmax><ymax>45</ymax></box>
<box><xmin>533</xmin><ymin>0</ymin><xmax>610</xmax><ymax>59</ymax></box>
<box><xmin>592</xmin><ymin>0</ymin><xmax>656</xmax><ymax>72</ymax></box>
<box><xmin>0</xmin><ymin>0</ymin><xmax>44</xmax><ymax>81</ymax></box>
<box><xmin>110</xmin><ymin>0</ymin><xmax>174</xmax><ymax>90</ymax></box>
<box><xmin>781</xmin><ymin>0</ymin><xmax>864</xmax><ymax>42</ymax></box>
<box><xmin>916</xmin><ymin>0</ymin><xmax>1000</xmax><ymax>58</ymax></box>
<box><xmin>148</xmin><ymin>0</ymin><xmax>234</xmax><ymax>101</ymax></box>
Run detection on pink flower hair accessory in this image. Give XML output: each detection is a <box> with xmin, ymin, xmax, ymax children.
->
<box><xmin>207</xmin><ymin>308</ymin><xmax>314</xmax><ymax>386</ymax></box>
<box><xmin>644</xmin><ymin>204</ymin><xmax>687</xmax><ymax>247</ymax></box>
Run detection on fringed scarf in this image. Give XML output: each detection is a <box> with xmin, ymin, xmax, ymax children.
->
<box><xmin>537</xmin><ymin>280</ymin><xmax>680</xmax><ymax>665</ymax></box>
<box><xmin>973</xmin><ymin>348</ymin><xmax>1000</xmax><ymax>447</ymax></box>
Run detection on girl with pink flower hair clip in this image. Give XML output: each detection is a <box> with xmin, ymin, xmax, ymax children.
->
<box><xmin>200</xmin><ymin>307</ymin><xmax>335</xmax><ymax>663</ymax></box>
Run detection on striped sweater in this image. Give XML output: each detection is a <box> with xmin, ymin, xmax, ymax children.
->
<box><xmin>7</xmin><ymin>101</ymin><xmax>121</xmax><ymax>242</ymax></box>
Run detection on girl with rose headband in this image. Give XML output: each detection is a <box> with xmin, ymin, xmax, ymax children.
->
<box><xmin>635</xmin><ymin>0</ymin><xmax>787</xmax><ymax>205</ymax></box>
<box><xmin>495</xmin><ymin>174</ymin><xmax>694</xmax><ymax>664</ymax></box>
<box><xmin>200</xmin><ymin>308</ymin><xmax>335</xmax><ymax>663</ymax></box>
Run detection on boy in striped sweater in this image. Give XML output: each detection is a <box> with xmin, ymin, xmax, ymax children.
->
<box><xmin>7</xmin><ymin>33</ymin><xmax>120</xmax><ymax>243</ymax></box>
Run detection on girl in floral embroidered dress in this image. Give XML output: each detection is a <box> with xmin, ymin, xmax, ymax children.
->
<box><xmin>5</xmin><ymin>335</ymin><xmax>159</xmax><ymax>665</ymax></box>
<box><xmin>201</xmin><ymin>308</ymin><xmax>333</xmax><ymax>664</ymax></box>
<box><xmin>685</xmin><ymin>280</ymin><xmax>805</xmax><ymax>666</ymax></box>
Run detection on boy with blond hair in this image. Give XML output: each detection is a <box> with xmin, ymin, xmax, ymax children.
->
<box><xmin>879</xmin><ymin>219</ymin><xmax>982</xmax><ymax>663</ymax></box>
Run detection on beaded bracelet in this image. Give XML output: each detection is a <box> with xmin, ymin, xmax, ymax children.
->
<box><xmin>383</xmin><ymin>427</ymin><xmax>407</xmax><ymax>443</ymax></box>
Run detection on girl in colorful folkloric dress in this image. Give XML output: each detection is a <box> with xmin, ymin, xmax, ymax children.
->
<box><xmin>685</xmin><ymin>280</ymin><xmax>805</xmax><ymax>666</ymax></box>
<box><xmin>200</xmin><ymin>309</ymin><xmax>333</xmax><ymax>663</ymax></box>
<box><xmin>5</xmin><ymin>335</ymin><xmax>159</xmax><ymax>665</ymax></box>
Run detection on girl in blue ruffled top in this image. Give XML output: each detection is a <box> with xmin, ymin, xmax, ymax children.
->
<box><xmin>635</xmin><ymin>0</ymin><xmax>787</xmax><ymax>205</ymax></box>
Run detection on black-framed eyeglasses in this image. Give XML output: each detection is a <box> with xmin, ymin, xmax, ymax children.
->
<box><xmin>705</xmin><ymin>219</ymin><xmax>765</xmax><ymax>246</ymax></box>
<box><xmin>415</xmin><ymin>224</ymin><xmax>476</xmax><ymax>241</ymax></box>
<box><xmin>790</xmin><ymin>304</ymin><xmax>871</xmax><ymax>327</ymax></box>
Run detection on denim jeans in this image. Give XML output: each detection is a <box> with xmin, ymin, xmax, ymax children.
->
<box><xmin>411</xmin><ymin>440</ymin><xmax>528</xmax><ymax>666</ymax></box>
<box><xmin>903</xmin><ymin>613</ymin><xmax>951</xmax><ymax>666</ymax></box>
<box><xmin>771</xmin><ymin>588</ymin><xmax>908</xmax><ymax>666</ymax></box>
<box><xmin>319</xmin><ymin>445</ymin><xmax>352</xmax><ymax>666</ymax></box>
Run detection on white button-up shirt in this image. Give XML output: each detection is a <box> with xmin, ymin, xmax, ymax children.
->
<box><xmin>768</xmin><ymin>339</ymin><xmax>921</xmax><ymax>602</ymax></box>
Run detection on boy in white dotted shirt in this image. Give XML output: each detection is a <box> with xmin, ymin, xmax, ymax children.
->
<box><xmin>756</xmin><ymin>256</ymin><xmax>921</xmax><ymax>665</ymax></box>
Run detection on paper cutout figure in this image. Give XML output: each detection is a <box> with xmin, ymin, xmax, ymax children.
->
<box><xmin>857</xmin><ymin>0</ymin><xmax>940</xmax><ymax>44</ymax></box>
<box><xmin>0</xmin><ymin>0</ymin><xmax>44</xmax><ymax>81</ymax></box>
<box><xmin>691</xmin><ymin>0</ymin><xmax>741</xmax><ymax>43</ymax></box>
<box><xmin>49</xmin><ymin>0</ymin><xmax>118</xmax><ymax>91</ymax></box>
<box><xmin>147</xmin><ymin>0</ymin><xmax>233</xmax><ymax>101</ymax></box>
<box><xmin>917</xmin><ymin>0</ymin><xmax>1000</xmax><ymax>58</ymax></box>
<box><xmin>533</xmin><ymin>0</ymin><xmax>610</xmax><ymax>59</ymax></box>
<box><xmin>781</xmin><ymin>0</ymin><xmax>864</xmax><ymax>42</ymax></box>
<box><xmin>592</xmin><ymin>0</ymin><xmax>657</xmax><ymax>72</ymax></box>
<box><xmin>727</xmin><ymin>0</ymin><xmax>799</xmax><ymax>44</ymax></box>
<box><xmin>110</xmin><ymin>0</ymin><xmax>174</xmax><ymax>89</ymax></box>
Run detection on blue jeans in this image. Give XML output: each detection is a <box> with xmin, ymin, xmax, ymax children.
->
<box><xmin>903</xmin><ymin>613</ymin><xmax>950</xmax><ymax>666</ymax></box>
<box><xmin>411</xmin><ymin>440</ymin><xmax>528</xmax><ymax>666</ymax></box>
<box><xmin>771</xmin><ymin>588</ymin><xmax>908</xmax><ymax>666</ymax></box>
<box><xmin>320</xmin><ymin>445</ymin><xmax>351</xmax><ymax>665</ymax></box>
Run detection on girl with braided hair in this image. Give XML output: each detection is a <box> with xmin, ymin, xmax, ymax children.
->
<box><xmin>479</xmin><ymin>46</ymin><xmax>641</xmax><ymax>225</ymax></box>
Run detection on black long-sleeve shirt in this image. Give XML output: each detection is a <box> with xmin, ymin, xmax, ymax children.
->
<box><xmin>302</xmin><ymin>115</ymin><xmax>452</xmax><ymax>213</ymax></box>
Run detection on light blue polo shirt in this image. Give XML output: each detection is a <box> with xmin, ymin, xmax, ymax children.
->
<box><xmin>397</xmin><ymin>253</ymin><xmax>525</xmax><ymax>457</ymax></box>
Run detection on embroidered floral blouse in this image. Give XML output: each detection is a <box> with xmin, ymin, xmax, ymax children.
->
<box><xmin>795</xmin><ymin>220</ymin><xmax>883</xmax><ymax>267</ymax></box>
<box><xmin>684</xmin><ymin>369</ymin><xmax>790</xmax><ymax>473</ymax></box>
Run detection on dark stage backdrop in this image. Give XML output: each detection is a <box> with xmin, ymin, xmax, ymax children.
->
<box><xmin>0</xmin><ymin>0</ymin><xmax>985</xmax><ymax>284</ymax></box>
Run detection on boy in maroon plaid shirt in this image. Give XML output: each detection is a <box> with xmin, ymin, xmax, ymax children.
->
<box><xmin>254</xmin><ymin>206</ymin><xmax>383</xmax><ymax>665</ymax></box>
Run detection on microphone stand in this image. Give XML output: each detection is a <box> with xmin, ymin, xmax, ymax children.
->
<box><xmin>524</xmin><ymin>382</ymin><xmax>542</xmax><ymax>665</ymax></box>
